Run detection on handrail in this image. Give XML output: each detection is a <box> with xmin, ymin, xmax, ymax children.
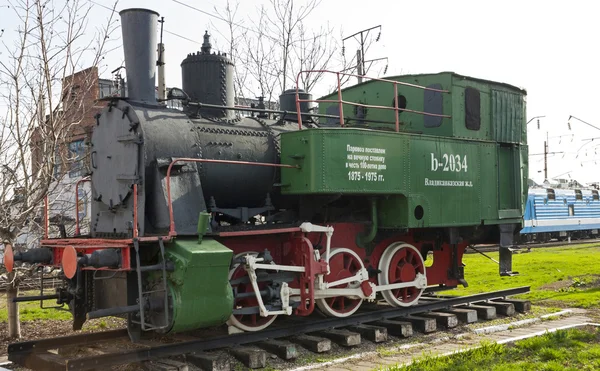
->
<box><xmin>295</xmin><ymin>69</ymin><xmax>451</xmax><ymax>132</ymax></box>
<box><xmin>74</xmin><ymin>177</ymin><xmax>91</xmax><ymax>236</ymax></box>
<box><xmin>165</xmin><ymin>158</ymin><xmax>300</xmax><ymax>237</ymax></box>
<box><xmin>42</xmin><ymin>159</ymin><xmax>296</xmax><ymax>241</ymax></box>
<box><xmin>43</xmin><ymin>177</ymin><xmax>92</xmax><ymax>239</ymax></box>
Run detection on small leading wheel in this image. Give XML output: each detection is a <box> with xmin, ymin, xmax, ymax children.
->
<box><xmin>226</xmin><ymin>252</ymin><xmax>277</xmax><ymax>331</ymax></box>
<box><xmin>378</xmin><ymin>242</ymin><xmax>426</xmax><ymax>307</ymax></box>
<box><xmin>316</xmin><ymin>248</ymin><xmax>365</xmax><ymax>318</ymax></box>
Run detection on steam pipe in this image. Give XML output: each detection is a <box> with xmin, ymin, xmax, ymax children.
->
<box><xmin>119</xmin><ymin>8</ymin><xmax>159</xmax><ymax>103</ymax></box>
<box><xmin>157</xmin><ymin>15</ymin><xmax>166</xmax><ymax>101</ymax></box>
<box><xmin>157</xmin><ymin>43</ymin><xmax>166</xmax><ymax>101</ymax></box>
<box><xmin>185</xmin><ymin>101</ymin><xmax>340</xmax><ymax>120</ymax></box>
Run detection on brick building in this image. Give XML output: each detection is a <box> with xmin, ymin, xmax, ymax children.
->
<box><xmin>29</xmin><ymin>67</ymin><xmax>121</xmax><ymax>237</ymax></box>
<box><xmin>31</xmin><ymin>66</ymin><xmax>120</xmax><ymax>179</ymax></box>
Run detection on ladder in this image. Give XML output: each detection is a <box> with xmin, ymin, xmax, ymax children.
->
<box><xmin>131</xmin><ymin>237</ymin><xmax>170</xmax><ymax>331</ymax></box>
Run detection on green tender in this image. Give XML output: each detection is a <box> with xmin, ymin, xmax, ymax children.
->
<box><xmin>166</xmin><ymin>238</ymin><xmax>233</xmax><ymax>332</ymax></box>
<box><xmin>280</xmin><ymin>128</ymin><xmax>526</xmax><ymax>229</ymax></box>
<box><xmin>280</xmin><ymin>72</ymin><xmax>527</xmax><ymax>229</ymax></box>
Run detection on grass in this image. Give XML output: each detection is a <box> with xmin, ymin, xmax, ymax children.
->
<box><xmin>378</xmin><ymin>327</ymin><xmax>600</xmax><ymax>371</ymax></box>
<box><xmin>0</xmin><ymin>291</ymin><xmax>72</xmax><ymax>322</ymax></box>
<box><xmin>446</xmin><ymin>243</ymin><xmax>600</xmax><ymax>308</ymax></box>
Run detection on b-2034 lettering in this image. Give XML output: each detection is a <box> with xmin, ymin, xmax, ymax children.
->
<box><xmin>430</xmin><ymin>153</ymin><xmax>468</xmax><ymax>173</ymax></box>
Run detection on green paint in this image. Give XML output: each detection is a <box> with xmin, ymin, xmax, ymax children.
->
<box><xmin>491</xmin><ymin>89</ymin><xmax>525</xmax><ymax>144</ymax></box>
<box><xmin>197</xmin><ymin>211</ymin><xmax>210</xmax><ymax>243</ymax></box>
<box><xmin>166</xmin><ymin>238</ymin><xmax>233</xmax><ymax>332</ymax></box>
<box><xmin>281</xmin><ymin>128</ymin><xmax>526</xmax><ymax>228</ymax></box>
<box><xmin>281</xmin><ymin>73</ymin><xmax>528</xmax><ymax>229</ymax></box>
<box><xmin>314</xmin><ymin>72</ymin><xmax>526</xmax><ymax>143</ymax></box>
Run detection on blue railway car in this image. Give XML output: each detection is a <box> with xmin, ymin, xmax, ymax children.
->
<box><xmin>520</xmin><ymin>187</ymin><xmax>600</xmax><ymax>242</ymax></box>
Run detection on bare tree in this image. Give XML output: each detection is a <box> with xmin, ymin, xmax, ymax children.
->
<box><xmin>0</xmin><ymin>0</ymin><xmax>118</xmax><ymax>339</ymax></box>
<box><xmin>292</xmin><ymin>22</ymin><xmax>337</xmax><ymax>93</ymax></box>
<box><xmin>241</xmin><ymin>5</ymin><xmax>279</xmax><ymax>104</ymax></box>
<box><xmin>212</xmin><ymin>0</ymin><xmax>248</xmax><ymax>102</ymax></box>
<box><xmin>205</xmin><ymin>0</ymin><xmax>349</xmax><ymax>106</ymax></box>
<box><xmin>266</xmin><ymin>0</ymin><xmax>320</xmax><ymax>93</ymax></box>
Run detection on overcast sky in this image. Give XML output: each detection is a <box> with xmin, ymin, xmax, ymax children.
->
<box><xmin>2</xmin><ymin>0</ymin><xmax>599</xmax><ymax>185</ymax></box>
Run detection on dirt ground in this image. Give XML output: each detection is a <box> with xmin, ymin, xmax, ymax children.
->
<box><xmin>0</xmin><ymin>317</ymin><xmax>125</xmax><ymax>357</ymax></box>
<box><xmin>539</xmin><ymin>274</ymin><xmax>600</xmax><ymax>291</ymax></box>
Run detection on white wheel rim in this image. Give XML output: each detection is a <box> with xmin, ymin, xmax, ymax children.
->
<box><xmin>315</xmin><ymin>247</ymin><xmax>365</xmax><ymax>318</ymax></box>
<box><xmin>377</xmin><ymin>242</ymin><xmax>426</xmax><ymax>307</ymax></box>
<box><xmin>226</xmin><ymin>252</ymin><xmax>277</xmax><ymax>332</ymax></box>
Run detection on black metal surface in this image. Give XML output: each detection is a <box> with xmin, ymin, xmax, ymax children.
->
<box><xmin>119</xmin><ymin>9</ymin><xmax>159</xmax><ymax>103</ymax></box>
<box><xmin>181</xmin><ymin>32</ymin><xmax>235</xmax><ymax>119</ymax></box>
<box><xmin>86</xmin><ymin>304</ymin><xmax>140</xmax><ymax>320</ymax></box>
<box><xmin>13</xmin><ymin>248</ymin><xmax>53</xmax><ymax>264</ymax></box>
<box><xmin>10</xmin><ymin>351</ymin><xmax>66</xmax><ymax>371</ymax></box>
<box><xmin>5</xmin><ymin>286</ymin><xmax>529</xmax><ymax>371</ymax></box>
<box><xmin>279</xmin><ymin>89</ymin><xmax>313</xmax><ymax>122</ymax></box>
<box><xmin>91</xmin><ymin>99</ymin><xmax>301</xmax><ymax>236</ymax></box>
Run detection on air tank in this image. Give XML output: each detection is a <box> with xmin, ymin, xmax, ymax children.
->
<box><xmin>181</xmin><ymin>32</ymin><xmax>235</xmax><ymax>119</ymax></box>
<box><xmin>279</xmin><ymin>89</ymin><xmax>313</xmax><ymax>122</ymax></box>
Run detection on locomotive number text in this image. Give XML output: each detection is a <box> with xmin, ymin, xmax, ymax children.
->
<box><xmin>430</xmin><ymin>153</ymin><xmax>468</xmax><ymax>173</ymax></box>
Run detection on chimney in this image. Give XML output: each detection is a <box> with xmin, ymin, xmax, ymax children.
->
<box><xmin>119</xmin><ymin>8</ymin><xmax>159</xmax><ymax>103</ymax></box>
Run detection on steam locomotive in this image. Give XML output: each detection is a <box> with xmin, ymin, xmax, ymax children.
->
<box><xmin>4</xmin><ymin>8</ymin><xmax>528</xmax><ymax>340</ymax></box>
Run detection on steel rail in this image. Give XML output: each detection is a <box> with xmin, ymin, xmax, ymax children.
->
<box><xmin>8</xmin><ymin>329</ymin><xmax>128</xmax><ymax>354</ymax></box>
<box><xmin>7</xmin><ymin>286</ymin><xmax>529</xmax><ymax>371</ymax></box>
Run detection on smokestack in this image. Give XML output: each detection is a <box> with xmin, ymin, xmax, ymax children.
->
<box><xmin>119</xmin><ymin>8</ymin><xmax>159</xmax><ymax>103</ymax></box>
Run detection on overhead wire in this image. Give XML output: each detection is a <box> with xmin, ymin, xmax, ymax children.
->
<box><xmin>164</xmin><ymin>30</ymin><xmax>201</xmax><ymax>45</ymax></box>
<box><xmin>87</xmin><ymin>0</ymin><xmax>202</xmax><ymax>45</ymax></box>
<box><xmin>170</xmin><ymin>0</ymin><xmax>331</xmax><ymax>45</ymax></box>
<box><xmin>89</xmin><ymin>0</ymin><xmax>335</xmax><ymax>52</ymax></box>
<box><xmin>169</xmin><ymin>0</ymin><xmax>283</xmax><ymax>44</ymax></box>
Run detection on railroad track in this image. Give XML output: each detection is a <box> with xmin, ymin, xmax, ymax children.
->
<box><xmin>7</xmin><ymin>286</ymin><xmax>531</xmax><ymax>371</ymax></box>
<box><xmin>468</xmin><ymin>238</ymin><xmax>600</xmax><ymax>254</ymax></box>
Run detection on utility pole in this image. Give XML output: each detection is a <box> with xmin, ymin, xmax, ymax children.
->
<box><xmin>544</xmin><ymin>139</ymin><xmax>548</xmax><ymax>182</ymax></box>
<box><xmin>342</xmin><ymin>25</ymin><xmax>382</xmax><ymax>84</ymax></box>
<box><xmin>356</xmin><ymin>50</ymin><xmax>363</xmax><ymax>83</ymax></box>
<box><xmin>530</xmin><ymin>131</ymin><xmax>563</xmax><ymax>183</ymax></box>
